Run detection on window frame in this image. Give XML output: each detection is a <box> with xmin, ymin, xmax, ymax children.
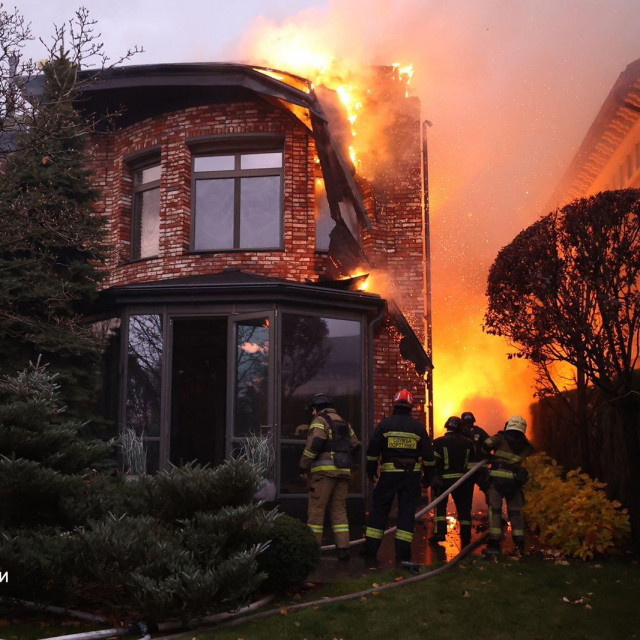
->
<box><xmin>190</xmin><ymin>143</ymin><xmax>285</xmax><ymax>252</ymax></box>
<box><xmin>129</xmin><ymin>153</ymin><xmax>161</xmax><ymax>261</ymax></box>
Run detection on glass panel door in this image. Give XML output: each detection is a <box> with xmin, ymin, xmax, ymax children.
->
<box><xmin>125</xmin><ymin>313</ymin><xmax>163</xmax><ymax>474</ymax></box>
<box><xmin>279</xmin><ymin>313</ymin><xmax>364</xmax><ymax>495</ymax></box>
<box><xmin>228</xmin><ymin>313</ymin><xmax>275</xmax><ymax>465</ymax></box>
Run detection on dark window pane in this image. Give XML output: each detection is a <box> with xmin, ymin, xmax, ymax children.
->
<box><xmin>234</xmin><ymin>318</ymin><xmax>270</xmax><ymax>437</ymax></box>
<box><xmin>280</xmin><ymin>315</ymin><xmax>362</xmax><ymax>492</ymax></box>
<box><xmin>170</xmin><ymin>317</ymin><xmax>227</xmax><ymax>467</ymax></box>
<box><xmin>240</xmin><ymin>152</ymin><xmax>283</xmax><ymax>169</ymax></box>
<box><xmin>280</xmin><ymin>443</ymin><xmax>307</xmax><ymax>494</ymax></box>
<box><xmin>144</xmin><ymin>440</ymin><xmax>160</xmax><ymax>475</ymax></box>
<box><xmin>240</xmin><ymin>176</ymin><xmax>281</xmax><ymax>248</ymax></box>
<box><xmin>194</xmin><ymin>155</ymin><xmax>235</xmax><ymax>172</ymax></box>
<box><xmin>314</xmin><ymin>179</ymin><xmax>333</xmax><ymax>251</ymax></box>
<box><xmin>126</xmin><ymin>314</ymin><xmax>163</xmax><ymax>439</ymax></box>
<box><xmin>194</xmin><ymin>178</ymin><xmax>234</xmax><ymax>250</ymax></box>
<box><xmin>134</xmin><ymin>164</ymin><xmax>161</xmax><ymax>186</ymax></box>
<box><xmin>135</xmin><ymin>187</ymin><xmax>160</xmax><ymax>258</ymax></box>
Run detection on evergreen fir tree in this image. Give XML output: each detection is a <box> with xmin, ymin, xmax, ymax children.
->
<box><xmin>0</xmin><ymin>359</ymin><xmax>114</xmax><ymax>529</ymax></box>
<box><xmin>0</xmin><ymin>49</ymin><xmax>106</xmax><ymax>416</ymax></box>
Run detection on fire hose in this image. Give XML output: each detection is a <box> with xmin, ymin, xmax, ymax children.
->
<box><xmin>152</xmin><ymin>533</ymin><xmax>488</xmax><ymax>640</ymax></box>
<box><xmin>321</xmin><ymin>458</ymin><xmax>488</xmax><ymax>551</ymax></box>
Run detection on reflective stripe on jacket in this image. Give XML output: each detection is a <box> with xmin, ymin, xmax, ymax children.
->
<box><xmin>433</xmin><ymin>431</ymin><xmax>473</xmax><ymax>481</ymax></box>
<box><xmin>366</xmin><ymin>408</ymin><xmax>435</xmax><ymax>478</ymax></box>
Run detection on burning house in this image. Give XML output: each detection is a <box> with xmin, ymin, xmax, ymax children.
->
<box><xmin>31</xmin><ymin>62</ymin><xmax>432</xmax><ymax>513</ymax></box>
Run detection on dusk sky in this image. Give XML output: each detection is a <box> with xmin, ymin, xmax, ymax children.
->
<box><xmin>17</xmin><ymin>0</ymin><xmax>640</xmax><ymax>428</ymax></box>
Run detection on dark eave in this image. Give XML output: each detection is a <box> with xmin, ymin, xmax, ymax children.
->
<box><xmin>94</xmin><ymin>269</ymin><xmax>384</xmax><ymax>316</ymax></box>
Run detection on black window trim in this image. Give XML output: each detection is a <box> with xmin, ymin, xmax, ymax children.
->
<box><xmin>127</xmin><ymin>149</ymin><xmax>162</xmax><ymax>261</ymax></box>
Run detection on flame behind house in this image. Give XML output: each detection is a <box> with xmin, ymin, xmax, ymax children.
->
<box><xmin>234</xmin><ymin>1</ymin><xmax>640</xmax><ymax>435</ymax></box>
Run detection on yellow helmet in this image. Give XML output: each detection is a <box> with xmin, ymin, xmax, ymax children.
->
<box><xmin>505</xmin><ymin>415</ymin><xmax>527</xmax><ymax>434</ymax></box>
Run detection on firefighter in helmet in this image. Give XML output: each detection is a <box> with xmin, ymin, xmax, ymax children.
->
<box><xmin>299</xmin><ymin>393</ymin><xmax>359</xmax><ymax>560</ymax></box>
<box><xmin>482</xmin><ymin>415</ymin><xmax>535</xmax><ymax>557</ymax></box>
<box><xmin>430</xmin><ymin>416</ymin><xmax>475</xmax><ymax>548</ymax></box>
<box><xmin>362</xmin><ymin>389</ymin><xmax>436</xmax><ymax>563</ymax></box>
<box><xmin>460</xmin><ymin>411</ymin><xmax>491</xmax><ymax>497</ymax></box>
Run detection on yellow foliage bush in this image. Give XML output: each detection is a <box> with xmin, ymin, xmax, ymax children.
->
<box><xmin>522</xmin><ymin>453</ymin><xmax>630</xmax><ymax>560</ymax></box>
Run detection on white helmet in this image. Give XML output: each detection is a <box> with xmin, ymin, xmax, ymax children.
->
<box><xmin>505</xmin><ymin>415</ymin><xmax>527</xmax><ymax>434</ymax></box>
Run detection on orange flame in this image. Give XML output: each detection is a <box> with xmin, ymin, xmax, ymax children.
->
<box><xmin>244</xmin><ymin>27</ymin><xmax>412</xmax><ymax>171</ymax></box>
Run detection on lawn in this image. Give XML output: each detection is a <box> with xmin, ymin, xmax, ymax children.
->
<box><xmin>173</xmin><ymin>555</ymin><xmax>639</xmax><ymax>640</ymax></box>
<box><xmin>2</xmin><ymin>555</ymin><xmax>638</xmax><ymax>639</ymax></box>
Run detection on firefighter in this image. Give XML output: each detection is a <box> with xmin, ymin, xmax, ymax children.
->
<box><xmin>362</xmin><ymin>389</ymin><xmax>436</xmax><ymax>563</ymax></box>
<box><xmin>430</xmin><ymin>416</ymin><xmax>475</xmax><ymax>548</ymax></box>
<box><xmin>299</xmin><ymin>393</ymin><xmax>359</xmax><ymax>560</ymax></box>
<box><xmin>460</xmin><ymin>411</ymin><xmax>491</xmax><ymax>497</ymax></box>
<box><xmin>482</xmin><ymin>415</ymin><xmax>535</xmax><ymax>558</ymax></box>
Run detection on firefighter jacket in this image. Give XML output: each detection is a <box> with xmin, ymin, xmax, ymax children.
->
<box><xmin>462</xmin><ymin>423</ymin><xmax>491</xmax><ymax>462</ymax></box>
<box><xmin>484</xmin><ymin>430</ymin><xmax>534</xmax><ymax>482</ymax></box>
<box><xmin>365</xmin><ymin>408</ymin><xmax>436</xmax><ymax>482</ymax></box>
<box><xmin>299</xmin><ymin>408</ymin><xmax>359</xmax><ymax>477</ymax></box>
<box><xmin>432</xmin><ymin>431</ymin><xmax>474</xmax><ymax>482</ymax></box>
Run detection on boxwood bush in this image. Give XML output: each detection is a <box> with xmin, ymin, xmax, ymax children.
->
<box><xmin>257</xmin><ymin>514</ymin><xmax>320</xmax><ymax>591</ymax></box>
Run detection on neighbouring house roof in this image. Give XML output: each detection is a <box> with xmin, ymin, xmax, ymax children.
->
<box><xmin>548</xmin><ymin>57</ymin><xmax>640</xmax><ymax>207</ymax></box>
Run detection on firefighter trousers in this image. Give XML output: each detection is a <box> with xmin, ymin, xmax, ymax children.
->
<box><xmin>487</xmin><ymin>480</ymin><xmax>525</xmax><ymax>549</ymax></box>
<box><xmin>364</xmin><ymin>471</ymin><xmax>421</xmax><ymax>562</ymax></box>
<box><xmin>434</xmin><ymin>478</ymin><xmax>474</xmax><ymax>547</ymax></box>
<box><xmin>307</xmin><ymin>473</ymin><xmax>350</xmax><ymax>548</ymax></box>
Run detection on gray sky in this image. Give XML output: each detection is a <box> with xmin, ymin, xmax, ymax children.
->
<box><xmin>17</xmin><ymin>0</ymin><xmax>321</xmax><ymax>64</ymax></box>
<box><xmin>16</xmin><ymin>0</ymin><xmax>640</xmax><ymax>425</ymax></box>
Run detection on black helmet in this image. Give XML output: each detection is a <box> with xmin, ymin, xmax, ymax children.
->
<box><xmin>308</xmin><ymin>393</ymin><xmax>333</xmax><ymax>411</ymax></box>
<box><xmin>461</xmin><ymin>411</ymin><xmax>475</xmax><ymax>424</ymax></box>
<box><xmin>445</xmin><ymin>416</ymin><xmax>462</xmax><ymax>431</ymax></box>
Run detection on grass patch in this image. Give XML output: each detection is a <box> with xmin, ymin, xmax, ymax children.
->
<box><xmin>177</xmin><ymin>556</ymin><xmax>639</xmax><ymax>640</ymax></box>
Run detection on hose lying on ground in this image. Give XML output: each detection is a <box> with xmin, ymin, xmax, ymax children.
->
<box><xmin>152</xmin><ymin>533</ymin><xmax>489</xmax><ymax>640</ymax></box>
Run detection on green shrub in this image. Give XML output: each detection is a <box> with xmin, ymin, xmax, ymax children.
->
<box><xmin>149</xmin><ymin>460</ymin><xmax>261</xmax><ymax>521</ymax></box>
<box><xmin>0</xmin><ymin>457</ymin><xmax>83</xmax><ymax>527</ymax></box>
<box><xmin>257</xmin><ymin>514</ymin><xmax>320</xmax><ymax>592</ymax></box>
<box><xmin>0</xmin><ymin>528</ymin><xmax>78</xmax><ymax>603</ymax></box>
<box><xmin>72</xmin><ymin>512</ymin><xmax>271</xmax><ymax>622</ymax></box>
<box><xmin>523</xmin><ymin>453</ymin><xmax>631</xmax><ymax>560</ymax></box>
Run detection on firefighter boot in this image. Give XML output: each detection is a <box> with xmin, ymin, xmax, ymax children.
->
<box><xmin>509</xmin><ymin>538</ymin><xmax>525</xmax><ymax>558</ymax></box>
<box><xmin>482</xmin><ymin>539</ymin><xmax>500</xmax><ymax>559</ymax></box>
<box><xmin>336</xmin><ymin>547</ymin><xmax>350</xmax><ymax>561</ymax></box>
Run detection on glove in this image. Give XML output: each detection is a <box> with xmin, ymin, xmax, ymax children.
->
<box><xmin>366</xmin><ymin>460</ymin><xmax>378</xmax><ymax>482</ymax></box>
